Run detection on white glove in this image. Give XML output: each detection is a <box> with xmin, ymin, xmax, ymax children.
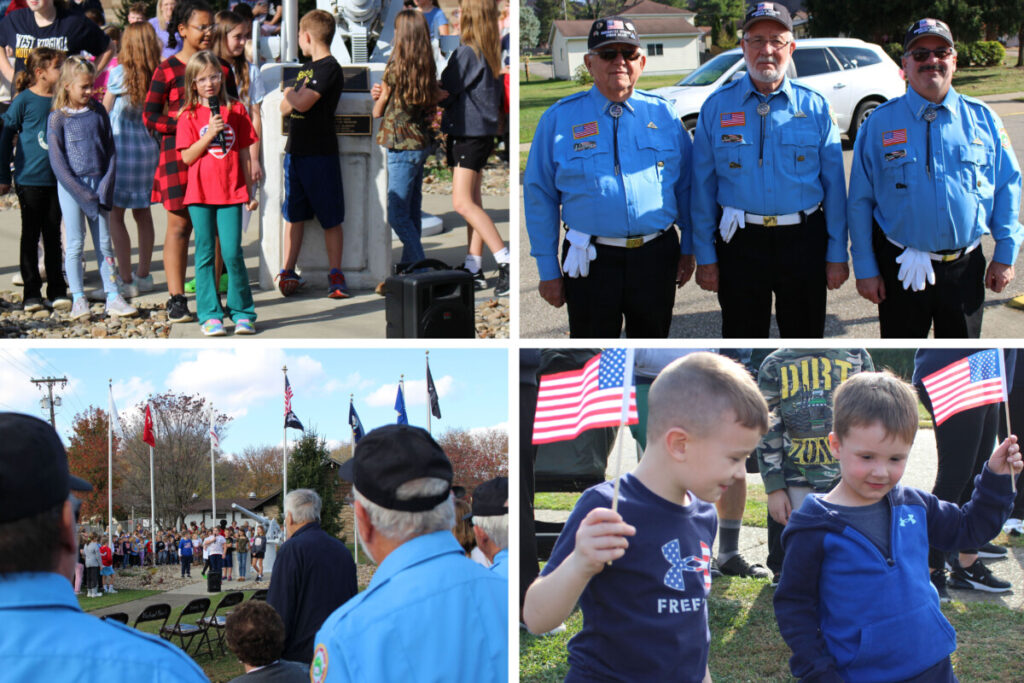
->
<box><xmin>562</xmin><ymin>228</ymin><xmax>596</xmax><ymax>278</ymax></box>
<box><xmin>718</xmin><ymin>206</ymin><xmax>746</xmax><ymax>243</ymax></box>
<box><xmin>895</xmin><ymin>246</ymin><xmax>935</xmax><ymax>292</ymax></box>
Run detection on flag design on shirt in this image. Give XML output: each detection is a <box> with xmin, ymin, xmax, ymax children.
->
<box><xmin>883</xmin><ymin>129</ymin><xmax>907</xmax><ymax>146</ymax></box>
<box><xmin>721</xmin><ymin>112</ymin><xmax>745</xmax><ymax>127</ymax></box>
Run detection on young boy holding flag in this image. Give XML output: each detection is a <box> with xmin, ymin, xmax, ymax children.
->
<box><xmin>523</xmin><ymin>352</ymin><xmax>768</xmax><ymax>682</ymax></box>
<box><xmin>774</xmin><ymin>370</ymin><xmax>1022</xmax><ymax>682</ymax></box>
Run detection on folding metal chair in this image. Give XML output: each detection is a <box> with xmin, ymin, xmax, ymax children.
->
<box><xmin>198</xmin><ymin>591</ymin><xmax>244</xmax><ymax>656</ymax></box>
<box><xmin>102</xmin><ymin>612</ymin><xmax>129</xmax><ymax>624</ymax></box>
<box><xmin>249</xmin><ymin>589</ymin><xmax>268</xmax><ymax>602</ymax></box>
<box><xmin>159</xmin><ymin>598</ymin><xmax>210</xmax><ymax>657</ymax></box>
<box><xmin>132</xmin><ymin>603</ymin><xmax>171</xmax><ymax>632</ymax></box>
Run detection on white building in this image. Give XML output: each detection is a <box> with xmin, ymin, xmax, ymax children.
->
<box><xmin>549</xmin><ymin>0</ymin><xmax>703</xmax><ymax>80</ymax></box>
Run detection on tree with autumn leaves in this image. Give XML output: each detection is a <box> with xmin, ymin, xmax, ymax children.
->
<box><xmin>65</xmin><ymin>407</ymin><xmax>122</xmax><ymax>524</ymax></box>
<box><xmin>437</xmin><ymin>427</ymin><xmax>508</xmax><ymax>491</ymax></box>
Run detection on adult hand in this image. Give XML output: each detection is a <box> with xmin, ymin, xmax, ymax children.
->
<box><xmin>988</xmin><ymin>435</ymin><xmax>1022</xmax><ymax>477</ymax></box>
<box><xmin>568</xmin><ymin>507</ymin><xmax>636</xmax><ymax>577</ymax></box>
<box><xmin>985</xmin><ymin>261</ymin><xmax>1015</xmax><ymax>293</ymax></box>
<box><xmin>855</xmin><ymin>276</ymin><xmax>886</xmax><ymax>304</ymax></box>
<box><xmin>538</xmin><ymin>278</ymin><xmax>565</xmax><ymax>308</ymax></box>
<box><xmin>676</xmin><ymin>254</ymin><xmax>695</xmax><ymax>287</ymax></box>
<box><xmin>825</xmin><ymin>261</ymin><xmax>849</xmax><ymax>290</ymax></box>
<box><xmin>766</xmin><ymin>489</ymin><xmax>792</xmax><ymax>526</ymax></box>
<box><xmin>696</xmin><ymin>263</ymin><xmax>719</xmax><ymax>292</ymax></box>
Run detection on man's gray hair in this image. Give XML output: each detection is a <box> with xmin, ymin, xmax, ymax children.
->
<box><xmin>354</xmin><ymin>478</ymin><xmax>454</xmax><ymax>543</ymax></box>
<box><xmin>285</xmin><ymin>489</ymin><xmax>321</xmax><ymax>525</ymax></box>
<box><xmin>472</xmin><ymin>514</ymin><xmax>508</xmax><ymax>550</ymax></box>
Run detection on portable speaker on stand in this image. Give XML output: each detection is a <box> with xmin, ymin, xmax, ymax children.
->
<box><xmin>385</xmin><ymin>260</ymin><xmax>475</xmax><ymax>338</ymax></box>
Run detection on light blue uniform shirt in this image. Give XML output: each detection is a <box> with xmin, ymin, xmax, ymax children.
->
<box><xmin>691</xmin><ymin>74</ymin><xmax>848</xmax><ymax>266</ymax></box>
<box><xmin>490</xmin><ymin>547</ymin><xmax>508</xmax><ymax>579</ymax></box>
<box><xmin>311</xmin><ymin>530</ymin><xmax>507</xmax><ymax>683</ymax></box>
<box><xmin>848</xmin><ymin>86</ymin><xmax>1023</xmax><ymax>279</ymax></box>
<box><xmin>524</xmin><ymin>86</ymin><xmax>693</xmax><ymax>281</ymax></box>
<box><xmin>0</xmin><ymin>572</ymin><xmax>208</xmax><ymax>682</ymax></box>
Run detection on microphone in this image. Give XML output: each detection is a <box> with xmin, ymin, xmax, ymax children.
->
<box><xmin>208</xmin><ymin>95</ymin><xmax>227</xmax><ymax>153</ymax></box>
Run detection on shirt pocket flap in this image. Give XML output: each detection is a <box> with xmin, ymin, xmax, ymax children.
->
<box><xmin>780</xmin><ymin>126</ymin><xmax>819</xmax><ymax>147</ymax></box>
<box><xmin>960</xmin><ymin>144</ymin><xmax>986</xmax><ymax>165</ymax></box>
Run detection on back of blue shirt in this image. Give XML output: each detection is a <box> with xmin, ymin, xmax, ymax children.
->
<box><xmin>542</xmin><ymin>474</ymin><xmax>718</xmax><ymax>683</ymax></box>
<box><xmin>0</xmin><ymin>89</ymin><xmax>56</xmax><ymax>186</ymax></box>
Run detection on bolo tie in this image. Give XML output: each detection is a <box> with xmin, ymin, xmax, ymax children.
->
<box><xmin>923</xmin><ymin>107</ymin><xmax>938</xmax><ymax>176</ymax></box>
<box><xmin>757</xmin><ymin>101</ymin><xmax>770</xmax><ymax>167</ymax></box>
<box><xmin>610</xmin><ymin>103</ymin><xmax>623</xmax><ymax>175</ymax></box>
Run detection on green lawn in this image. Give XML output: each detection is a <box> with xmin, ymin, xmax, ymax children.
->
<box><xmin>521</xmin><ymin>534</ymin><xmax>1024</xmax><ymax>682</ymax></box>
<box><xmin>78</xmin><ymin>589</ymin><xmax>161</xmax><ymax>612</ymax></box>
<box><xmin>952</xmin><ymin>64</ymin><xmax>1024</xmax><ymax>97</ymax></box>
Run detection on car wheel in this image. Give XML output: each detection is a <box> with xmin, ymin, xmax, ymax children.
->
<box><xmin>849</xmin><ymin>100</ymin><xmax>880</xmax><ymax>142</ymax></box>
<box><xmin>682</xmin><ymin>116</ymin><xmax>698</xmax><ymax>139</ymax></box>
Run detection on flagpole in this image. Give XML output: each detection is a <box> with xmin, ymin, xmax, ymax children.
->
<box><xmin>426</xmin><ymin>351</ymin><xmax>430</xmax><ymax>434</ymax></box>
<box><xmin>610</xmin><ymin>348</ymin><xmax>636</xmax><ymax>514</ymax></box>
<box><xmin>210</xmin><ymin>403</ymin><xmax>217</xmax><ymax>525</ymax></box>
<box><xmin>107</xmin><ymin>380</ymin><xmax>113</xmax><ymax>543</ymax></box>
<box><xmin>282</xmin><ymin>365</ymin><xmax>288</xmax><ymax>518</ymax></box>
<box><xmin>350</xmin><ymin>393</ymin><xmax>359</xmax><ymax>567</ymax></box>
<box><xmin>149</xmin><ymin>438</ymin><xmax>155</xmax><ymax>566</ymax></box>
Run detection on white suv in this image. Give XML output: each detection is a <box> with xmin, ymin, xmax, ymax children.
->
<box><xmin>652</xmin><ymin>38</ymin><xmax>905</xmax><ymax>141</ymax></box>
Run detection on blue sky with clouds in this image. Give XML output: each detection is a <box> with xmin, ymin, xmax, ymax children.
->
<box><xmin>0</xmin><ymin>346</ymin><xmax>508</xmax><ymax>455</ymax></box>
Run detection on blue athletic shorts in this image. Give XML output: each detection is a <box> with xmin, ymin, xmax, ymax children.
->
<box><xmin>100</xmin><ymin>566</ymin><xmax>114</xmax><ymax>576</ymax></box>
<box><xmin>282</xmin><ymin>153</ymin><xmax>345</xmax><ymax>228</ymax></box>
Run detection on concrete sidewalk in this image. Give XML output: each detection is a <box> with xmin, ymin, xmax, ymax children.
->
<box><xmin>0</xmin><ymin>191</ymin><xmax>509</xmax><ymax>339</ymax></box>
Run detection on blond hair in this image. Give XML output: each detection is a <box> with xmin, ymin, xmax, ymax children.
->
<box><xmin>647</xmin><ymin>352</ymin><xmax>769</xmax><ymax>443</ymax></box>
<box><xmin>832</xmin><ymin>371</ymin><xmax>918</xmax><ymax>445</ymax></box>
<box><xmin>299</xmin><ymin>9</ymin><xmax>335</xmax><ymax>46</ymax></box>
<box><xmin>52</xmin><ymin>56</ymin><xmax>95</xmax><ymax>111</ymax></box>
<box><xmin>180</xmin><ymin>50</ymin><xmax>232</xmax><ymax>116</ymax></box>
<box><xmin>457</xmin><ymin>0</ymin><xmax>501</xmax><ymax>78</ymax></box>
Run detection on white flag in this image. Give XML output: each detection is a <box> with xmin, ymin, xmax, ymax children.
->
<box><xmin>209</xmin><ymin>405</ymin><xmax>221</xmax><ymax>450</ymax></box>
<box><xmin>108</xmin><ymin>386</ymin><xmax>124</xmax><ymax>439</ymax></box>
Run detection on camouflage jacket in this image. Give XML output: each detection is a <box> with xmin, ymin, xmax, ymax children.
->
<box><xmin>756</xmin><ymin>349</ymin><xmax>874</xmax><ymax>494</ymax></box>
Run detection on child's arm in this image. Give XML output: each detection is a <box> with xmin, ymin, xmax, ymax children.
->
<box><xmin>280</xmin><ymin>85</ymin><xmax>321</xmax><ymax>115</ymax></box>
<box><xmin>371</xmin><ymin>80</ymin><xmax>390</xmax><ymax>119</ymax></box>
<box><xmin>756</xmin><ymin>355</ymin><xmax>792</xmax><ymax>524</ymax></box>
<box><xmin>46</xmin><ymin>112</ymin><xmax>100</xmax><ymax>218</ymax></box>
<box><xmin>927</xmin><ymin>435</ymin><xmax>1021</xmax><ymax>551</ymax></box>
<box><xmin>95</xmin><ymin>106</ymin><xmax>116</xmax><ymax>211</ymax></box>
<box><xmin>523</xmin><ymin>506</ymin><xmax>635</xmax><ymax>634</ymax></box>
<box><xmin>178</xmin><ymin>112</ymin><xmax>223</xmax><ymax>166</ymax></box>
<box><xmin>438</xmin><ymin>47</ymin><xmax>472</xmax><ymax>108</ymax></box>
<box><xmin>238</xmin><ymin>146</ymin><xmax>258</xmax><ymax>211</ymax></box>
<box><xmin>773</xmin><ymin>529</ymin><xmax>844</xmax><ymax>682</ymax></box>
<box><xmin>0</xmin><ymin>100</ymin><xmax>21</xmax><ymax>192</ymax></box>
<box><xmin>143</xmin><ymin>65</ymin><xmax>177</xmax><ymax>135</ymax></box>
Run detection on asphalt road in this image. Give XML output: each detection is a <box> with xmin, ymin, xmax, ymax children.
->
<box><xmin>519</xmin><ymin>91</ymin><xmax>1024</xmax><ymax>339</ymax></box>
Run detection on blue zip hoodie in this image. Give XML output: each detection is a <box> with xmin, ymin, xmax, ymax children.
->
<box><xmin>774</xmin><ymin>465</ymin><xmax>1014</xmax><ymax>683</ymax></box>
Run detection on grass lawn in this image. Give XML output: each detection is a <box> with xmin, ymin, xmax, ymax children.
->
<box><xmin>952</xmin><ymin>64</ymin><xmax>1024</xmax><ymax>97</ymax></box>
<box><xmin>521</xmin><ymin>536</ymin><xmax>1024</xmax><ymax>682</ymax></box>
<box><xmin>78</xmin><ymin>589</ymin><xmax>161</xmax><ymax>612</ymax></box>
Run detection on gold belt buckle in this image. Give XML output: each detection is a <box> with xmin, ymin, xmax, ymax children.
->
<box><xmin>762</xmin><ymin>215</ymin><xmax>778</xmax><ymax>227</ymax></box>
<box><xmin>625</xmin><ymin>236</ymin><xmax>644</xmax><ymax>248</ymax></box>
<box><xmin>940</xmin><ymin>252</ymin><xmax>959</xmax><ymax>263</ymax></box>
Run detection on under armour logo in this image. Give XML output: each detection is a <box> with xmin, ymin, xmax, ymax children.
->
<box><xmin>662</xmin><ymin>539</ymin><xmax>711</xmax><ymax>591</ymax></box>
<box><xmin>900</xmin><ymin>513</ymin><xmax>917</xmax><ymax>527</ymax></box>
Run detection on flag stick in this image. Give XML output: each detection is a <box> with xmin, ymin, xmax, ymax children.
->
<box><xmin>607</xmin><ymin>349</ymin><xmax>636</xmax><ymax>566</ymax></box>
<box><xmin>1006</xmin><ymin>401</ymin><xmax>1017</xmax><ymax>495</ymax></box>
<box><xmin>426</xmin><ymin>351</ymin><xmax>431</xmax><ymax>434</ymax></box>
<box><xmin>282</xmin><ymin>366</ymin><xmax>288</xmax><ymax>528</ymax></box>
<box><xmin>107</xmin><ymin>380</ymin><xmax>113</xmax><ymax>545</ymax></box>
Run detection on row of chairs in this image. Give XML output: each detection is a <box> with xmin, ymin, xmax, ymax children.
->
<box><xmin>101</xmin><ymin>589</ymin><xmax>268</xmax><ymax>659</ymax></box>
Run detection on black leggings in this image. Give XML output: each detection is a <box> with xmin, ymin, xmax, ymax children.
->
<box><xmin>917</xmin><ymin>384</ymin><xmax>998</xmax><ymax>569</ymax></box>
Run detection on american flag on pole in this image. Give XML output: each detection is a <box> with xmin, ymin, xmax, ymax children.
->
<box><xmin>883</xmin><ymin>129</ymin><xmax>907</xmax><ymax>146</ymax></box>
<box><xmin>721</xmin><ymin>112</ymin><xmax>746</xmax><ymax>127</ymax></box>
<box><xmin>284</xmin><ymin>375</ymin><xmax>304</xmax><ymax>431</ymax></box>
<box><xmin>532</xmin><ymin>349</ymin><xmax>638</xmax><ymax>444</ymax></box>
<box><xmin>921</xmin><ymin>350</ymin><xmax>1007</xmax><ymax>426</ymax></box>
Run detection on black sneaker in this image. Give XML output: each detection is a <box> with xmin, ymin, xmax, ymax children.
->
<box><xmin>456</xmin><ymin>265</ymin><xmax>486</xmax><ymax>290</ymax></box>
<box><xmin>709</xmin><ymin>558</ymin><xmax>722</xmax><ymax>578</ymax></box>
<box><xmin>771</xmin><ymin>571</ymin><xmax>781</xmax><ymax>588</ymax></box>
<box><xmin>166</xmin><ymin>294</ymin><xmax>193</xmax><ymax>323</ymax></box>
<box><xmin>718</xmin><ymin>554</ymin><xmax>771</xmax><ymax>579</ymax></box>
<box><xmin>494</xmin><ymin>263</ymin><xmax>509</xmax><ymax>297</ymax></box>
<box><xmin>930</xmin><ymin>569</ymin><xmax>951</xmax><ymax>603</ymax></box>
<box><xmin>948</xmin><ymin>558</ymin><xmax>1011</xmax><ymax>593</ymax></box>
<box><xmin>977</xmin><ymin>541</ymin><xmax>1008</xmax><ymax>559</ymax></box>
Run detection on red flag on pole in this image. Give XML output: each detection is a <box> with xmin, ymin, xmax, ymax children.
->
<box><xmin>143</xmin><ymin>404</ymin><xmax>156</xmax><ymax>447</ymax></box>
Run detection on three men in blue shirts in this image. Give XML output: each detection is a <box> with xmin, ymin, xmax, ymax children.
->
<box><xmin>471</xmin><ymin>476</ymin><xmax>509</xmax><ymax>579</ymax></box>
<box><xmin>691</xmin><ymin>3</ymin><xmax>848</xmax><ymax>338</ymax></box>
<box><xmin>0</xmin><ymin>413</ymin><xmax>207</xmax><ymax>683</ymax></box>
<box><xmin>848</xmin><ymin>18</ymin><xmax>1023</xmax><ymax>337</ymax></box>
<box><xmin>524</xmin><ymin>16</ymin><xmax>693</xmax><ymax>338</ymax></box>
<box><xmin>311</xmin><ymin>425</ymin><xmax>507</xmax><ymax>683</ymax></box>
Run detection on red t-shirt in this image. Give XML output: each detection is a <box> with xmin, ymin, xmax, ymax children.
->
<box><xmin>99</xmin><ymin>545</ymin><xmax>112</xmax><ymax>567</ymax></box>
<box><xmin>175</xmin><ymin>99</ymin><xmax>257</xmax><ymax>206</ymax></box>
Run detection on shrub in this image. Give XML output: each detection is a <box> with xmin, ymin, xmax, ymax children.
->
<box><xmin>973</xmin><ymin>41</ymin><xmax>1005</xmax><ymax>66</ymax></box>
<box><xmin>884</xmin><ymin>42</ymin><xmax>904</xmax><ymax>63</ymax></box>
<box><xmin>573</xmin><ymin>63</ymin><xmax>592</xmax><ymax>86</ymax></box>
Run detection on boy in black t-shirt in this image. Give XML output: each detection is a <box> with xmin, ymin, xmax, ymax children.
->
<box><xmin>278</xmin><ymin>9</ymin><xmax>348</xmax><ymax>299</ymax></box>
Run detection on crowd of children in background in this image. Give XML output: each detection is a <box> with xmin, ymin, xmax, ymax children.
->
<box><xmin>2</xmin><ymin>0</ymin><xmax>511</xmax><ymax>333</ymax></box>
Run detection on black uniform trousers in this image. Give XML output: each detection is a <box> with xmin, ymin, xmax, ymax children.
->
<box><xmin>716</xmin><ymin>209</ymin><xmax>827</xmax><ymax>338</ymax></box>
<box><xmin>562</xmin><ymin>227</ymin><xmax>678</xmax><ymax>338</ymax></box>
<box><xmin>873</xmin><ymin>223</ymin><xmax>985</xmax><ymax>338</ymax></box>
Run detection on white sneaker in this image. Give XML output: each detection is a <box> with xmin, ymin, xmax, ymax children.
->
<box><xmin>134</xmin><ymin>272</ymin><xmax>154</xmax><ymax>292</ymax></box>
<box><xmin>120</xmin><ymin>280</ymin><xmax>139</xmax><ymax>299</ymax></box>
<box><xmin>1003</xmin><ymin>518</ymin><xmax>1023</xmax><ymax>535</ymax></box>
<box><xmin>109</xmin><ymin>587</ymin><xmax>117</xmax><ymax>593</ymax></box>
<box><xmin>12</xmin><ymin>272</ymin><xmax>23</xmax><ymax>286</ymax></box>
<box><xmin>51</xmin><ymin>297</ymin><xmax>72</xmax><ymax>311</ymax></box>
<box><xmin>70</xmin><ymin>297</ymin><xmax>91</xmax><ymax>320</ymax></box>
<box><xmin>105</xmin><ymin>295</ymin><xmax>137</xmax><ymax>318</ymax></box>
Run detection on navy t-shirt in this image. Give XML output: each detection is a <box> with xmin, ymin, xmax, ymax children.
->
<box><xmin>541</xmin><ymin>473</ymin><xmax>718</xmax><ymax>683</ymax></box>
<box><xmin>0</xmin><ymin>8</ymin><xmax>109</xmax><ymax>76</ymax></box>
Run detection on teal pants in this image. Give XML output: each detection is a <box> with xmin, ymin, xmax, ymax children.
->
<box><xmin>188</xmin><ymin>204</ymin><xmax>256</xmax><ymax>324</ymax></box>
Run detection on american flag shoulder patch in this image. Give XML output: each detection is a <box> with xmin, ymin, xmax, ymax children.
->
<box><xmin>573</xmin><ymin>121</ymin><xmax>598</xmax><ymax>139</ymax></box>
<box><xmin>721</xmin><ymin>112</ymin><xmax>745</xmax><ymax>127</ymax></box>
<box><xmin>883</xmin><ymin>129</ymin><xmax>907</xmax><ymax>146</ymax></box>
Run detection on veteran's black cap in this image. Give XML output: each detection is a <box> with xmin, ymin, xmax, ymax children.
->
<box><xmin>904</xmin><ymin>18</ymin><xmax>954</xmax><ymax>51</ymax></box>
<box><xmin>588</xmin><ymin>16</ymin><xmax>641</xmax><ymax>51</ymax></box>
<box><xmin>742</xmin><ymin>2</ymin><xmax>793</xmax><ymax>32</ymax></box>
<box><xmin>338</xmin><ymin>424</ymin><xmax>452</xmax><ymax>512</ymax></box>
<box><xmin>0</xmin><ymin>412</ymin><xmax>92</xmax><ymax>523</ymax></box>
<box><xmin>471</xmin><ymin>477</ymin><xmax>508</xmax><ymax>517</ymax></box>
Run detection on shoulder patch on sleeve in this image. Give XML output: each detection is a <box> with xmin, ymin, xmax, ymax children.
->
<box><xmin>311</xmin><ymin>643</ymin><xmax>329</xmax><ymax>683</ymax></box>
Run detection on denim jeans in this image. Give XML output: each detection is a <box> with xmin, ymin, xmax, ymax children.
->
<box><xmin>387</xmin><ymin>147</ymin><xmax>431</xmax><ymax>265</ymax></box>
<box><xmin>236</xmin><ymin>551</ymin><xmax>248</xmax><ymax>578</ymax></box>
<box><xmin>57</xmin><ymin>178</ymin><xmax>116</xmax><ymax>297</ymax></box>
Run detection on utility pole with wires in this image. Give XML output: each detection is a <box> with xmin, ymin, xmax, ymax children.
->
<box><xmin>31</xmin><ymin>376</ymin><xmax>67</xmax><ymax>427</ymax></box>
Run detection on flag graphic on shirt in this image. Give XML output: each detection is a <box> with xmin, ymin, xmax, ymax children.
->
<box><xmin>573</xmin><ymin>121</ymin><xmax>599</xmax><ymax>139</ymax></box>
<box><xmin>721</xmin><ymin>112</ymin><xmax>746</xmax><ymax>127</ymax></box>
<box><xmin>662</xmin><ymin>539</ymin><xmax>712</xmax><ymax>591</ymax></box>
<box><xmin>921</xmin><ymin>350</ymin><xmax>1007</xmax><ymax>426</ymax></box>
<box><xmin>532</xmin><ymin>348</ymin><xmax>638</xmax><ymax>444</ymax></box>
<box><xmin>883</xmin><ymin>129</ymin><xmax>907</xmax><ymax>146</ymax></box>
<box><xmin>284</xmin><ymin>375</ymin><xmax>304</xmax><ymax>431</ymax></box>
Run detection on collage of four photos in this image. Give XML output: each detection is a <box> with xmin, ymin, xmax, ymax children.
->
<box><xmin>2</xmin><ymin>0</ymin><xmax>1024</xmax><ymax>680</ymax></box>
